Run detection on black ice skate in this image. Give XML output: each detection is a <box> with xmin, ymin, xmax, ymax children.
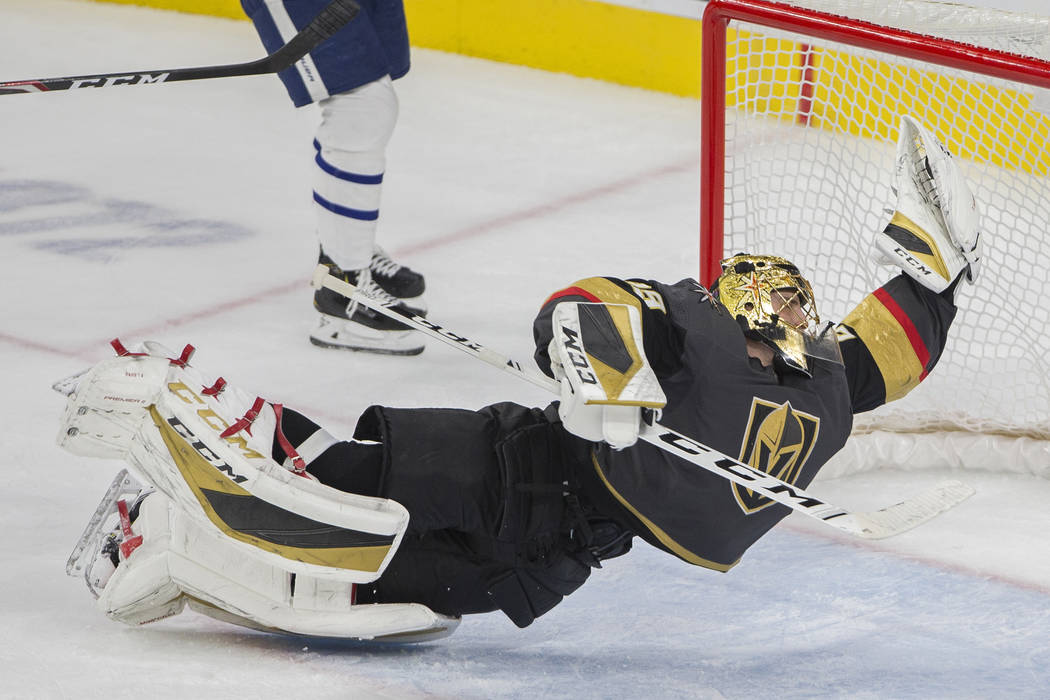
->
<box><xmin>311</xmin><ymin>253</ymin><xmax>425</xmax><ymax>355</ymax></box>
<box><xmin>369</xmin><ymin>247</ymin><xmax>426</xmax><ymax>313</ymax></box>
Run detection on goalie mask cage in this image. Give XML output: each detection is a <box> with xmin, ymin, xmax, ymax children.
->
<box><xmin>700</xmin><ymin>0</ymin><xmax>1050</xmax><ymax>477</ymax></box>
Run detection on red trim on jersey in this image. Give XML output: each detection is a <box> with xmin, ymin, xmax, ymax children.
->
<box><xmin>873</xmin><ymin>287</ymin><xmax>930</xmax><ymax>380</ymax></box>
<box><xmin>542</xmin><ymin>286</ymin><xmax>602</xmax><ymax>307</ymax></box>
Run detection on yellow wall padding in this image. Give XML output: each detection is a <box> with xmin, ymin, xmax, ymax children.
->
<box><xmin>78</xmin><ymin>0</ymin><xmax>705</xmax><ymax>97</ymax></box>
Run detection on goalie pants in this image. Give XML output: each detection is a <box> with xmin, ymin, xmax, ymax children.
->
<box><xmin>281</xmin><ymin>402</ymin><xmax>632</xmax><ymax>628</ymax></box>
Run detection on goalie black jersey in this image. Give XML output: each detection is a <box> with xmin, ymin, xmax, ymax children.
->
<box><xmin>533</xmin><ymin>273</ymin><xmax>957</xmax><ymax>571</ymax></box>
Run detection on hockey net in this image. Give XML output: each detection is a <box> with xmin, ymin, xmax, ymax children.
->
<box><xmin>700</xmin><ymin>0</ymin><xmax>1050</xmax><ymax>477</ymax></box>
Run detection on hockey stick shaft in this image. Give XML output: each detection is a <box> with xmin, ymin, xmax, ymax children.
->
<box><xmin>311</xmin><ymin>266</ymin><xmax>973</xmax><ymax>539</ymax></box>
<box><xmin>0</xmin><ymin>0</ymin><xmax>359</xmax><ymax>96</ymax></box>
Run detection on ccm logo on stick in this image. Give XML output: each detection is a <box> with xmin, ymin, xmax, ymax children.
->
<box><xmin>71</xmin><ymin>73</ymin><xmax>170</xmax><ymax>89</ymax></box>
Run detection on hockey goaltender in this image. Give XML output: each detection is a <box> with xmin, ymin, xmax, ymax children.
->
<box><xmin>56</xmin><ymin>116</ymin><xmax>981</xmax><ymax>642</ymax></box>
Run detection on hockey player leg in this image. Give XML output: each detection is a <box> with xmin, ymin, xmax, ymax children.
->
<box><xmin>547</xmin><ymin>302</ymin><xmax>666</xmax><ymax>449</ymax></box>
<box><xmin>310</xmin><ymin>77</ymin><xmax>426</xmax><ymax>354</ymax></box>
<box><xmin>875</xmin><ymin>115</ymin><xmax>982</xmax><ymax>294</ymax></box>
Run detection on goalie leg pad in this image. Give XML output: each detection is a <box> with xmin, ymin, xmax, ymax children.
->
<box><xmin>96</xmin><ymin>491</ymin><xmax>459</xmax><ymax>641</ymax></box>
<box><xmin>548</xmin><ymin>302</ymin><xmax>666</xmax><ymax>449</ymax></box>
<box><xmin>56</xmin><ymin>354</ymin><xmax>173</xmax><ymax>459</ymax></box>
<box><xmin>58</xmin><ymin>341</ymin><xmax>410</xmax><ymax>582</ymax></box>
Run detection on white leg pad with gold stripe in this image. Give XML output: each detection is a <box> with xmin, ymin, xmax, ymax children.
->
<box><xmin>57</xmin><ymin>345</ymin><xmax>407</xmax><ymax>583</ymax></box>
<box><xmin>100</xmin><ymin>492</ymin><xmax>458</xmax><ymax>641</ymax></box>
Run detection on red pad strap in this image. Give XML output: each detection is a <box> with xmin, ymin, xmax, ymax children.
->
<box><xmin>170</xmin><ymin>344</ymin><xmax>195</xmax><ymax>367</ymax></box>
<box><xmin>110</xmin><ymin>338</ymin><xmax>146</xmax><ymax>357</ymax></box>
<box><xmin>116</xmin><ymin>498</ymin><xmax>143</xmax><ymax>560</ymax></box>
<box><xmin>220</xmin><ymin>396</ymin><xmax>267</xmax><ymax>438</ymax></box>
<box><xmin>110</xmin><ymin>339</ymin><xmax>195</xmax><ymax>367</ymax></box>
<box><xmin>271</xmin><ymin>403</ymin><xmax>308</xmax><ymax>477</ymax></box>
<box><xmin>201</xmin><ymin>377</ymin><xmax>227</xmax><ymax>397</ymax></box>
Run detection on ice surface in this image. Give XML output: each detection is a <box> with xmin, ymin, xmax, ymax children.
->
<box><xmin>1</xmin><ymin>1</ymin><xmax>1048</xmax><ymax>697</ymax></box>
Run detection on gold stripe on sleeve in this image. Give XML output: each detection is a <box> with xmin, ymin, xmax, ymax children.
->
<box><xmin>842</xmin><ymin>294</ymin><xmax>924</xmax><ymax>402</ymax></box>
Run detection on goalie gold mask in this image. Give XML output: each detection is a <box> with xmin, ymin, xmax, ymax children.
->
<box><xmin>714</xmin><ymin>254</ymin><xmax>841</xmax><ymax>376</ymax></box>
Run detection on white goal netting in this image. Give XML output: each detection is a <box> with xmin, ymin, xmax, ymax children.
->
<box><xmin>713</xmin><ymin>0</ymin><xmax>1050</xmax><ymax>475</ymax></box>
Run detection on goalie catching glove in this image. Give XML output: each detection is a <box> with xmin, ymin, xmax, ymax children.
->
<box><xmin>876</xmin><ymin>115</ymin><xmax>982</xmax><ymax>294</ymax></box>
<box><xmin>548</xmin><ymin>302</ymin><xmax>666</xmax><ymax>449</ymax></box>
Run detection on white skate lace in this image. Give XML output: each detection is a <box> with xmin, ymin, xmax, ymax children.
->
<box><xmin>370</xmin><ymin>247</ymin><xmax>402</xmax><ymax>278</ymax></box>
<box><xmin>344</xmin><ymin>267</ymin><xmax>401</xmax><ymax>317</ymax></box>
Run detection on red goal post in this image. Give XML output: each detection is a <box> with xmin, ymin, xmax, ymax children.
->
<box><xmin>699</xmin><ymin>0</ymin><xmax>1050</xmax><ymax>475</ymax></box>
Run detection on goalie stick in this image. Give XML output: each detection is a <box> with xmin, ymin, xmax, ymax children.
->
<box><xmin>311</xmin><ymin>264</ymin><xmax>975</xmax><ymax>540</ymax></box>
<box><xmin>0</xmin><ymin>0</ymin><xmax>359</xmax><ymax>96</ymax></box>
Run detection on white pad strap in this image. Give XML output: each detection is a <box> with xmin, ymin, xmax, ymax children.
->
<box><xmin>549</xmin><ymin>302</ymin><xmax>666</xmax><ymax>449</ymax></box>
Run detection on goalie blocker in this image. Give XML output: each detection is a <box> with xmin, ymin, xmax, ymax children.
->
<box><xmin>57</xmin><ymin>340</ymin><xmax>457</xmax><ymax>642</ymax></box>
<box><xmin>548</xmin><ymin>301</ymin><xmax>666</xmax><ymax>449</ymax></box>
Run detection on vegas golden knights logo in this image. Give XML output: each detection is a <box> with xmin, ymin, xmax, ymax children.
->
<box><xmin>735</xmin><ymin>398</ymin><xmax>820</xmax><ymax>514</ymax></box>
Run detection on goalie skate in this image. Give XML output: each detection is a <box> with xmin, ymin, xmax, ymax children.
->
<box><xmin>66</xmin><ymin>469</ymin><xmax>151</xmax><ymax>598</ymax></box>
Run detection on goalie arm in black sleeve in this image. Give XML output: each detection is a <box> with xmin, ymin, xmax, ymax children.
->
<box><xmin>837</xmin><ymin>273</ymin><xmax>959</xmax><ymax>414</ymax></box>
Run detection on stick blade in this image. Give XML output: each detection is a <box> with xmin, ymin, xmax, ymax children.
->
<box><xmin>833</xmin><ymin>479</ymin><xmax>975</xmax><ymax>539</ymax></box>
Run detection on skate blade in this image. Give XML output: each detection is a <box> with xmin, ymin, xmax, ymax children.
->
<box><xmin>309</xmin><ymin>336</ymin><xmax>425</xmax><ymax>356</ymax></box>
<box><xmin>67</xmin><ymin>469</ymin><xmax>148</xmax><ymax>596</ymax></box>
